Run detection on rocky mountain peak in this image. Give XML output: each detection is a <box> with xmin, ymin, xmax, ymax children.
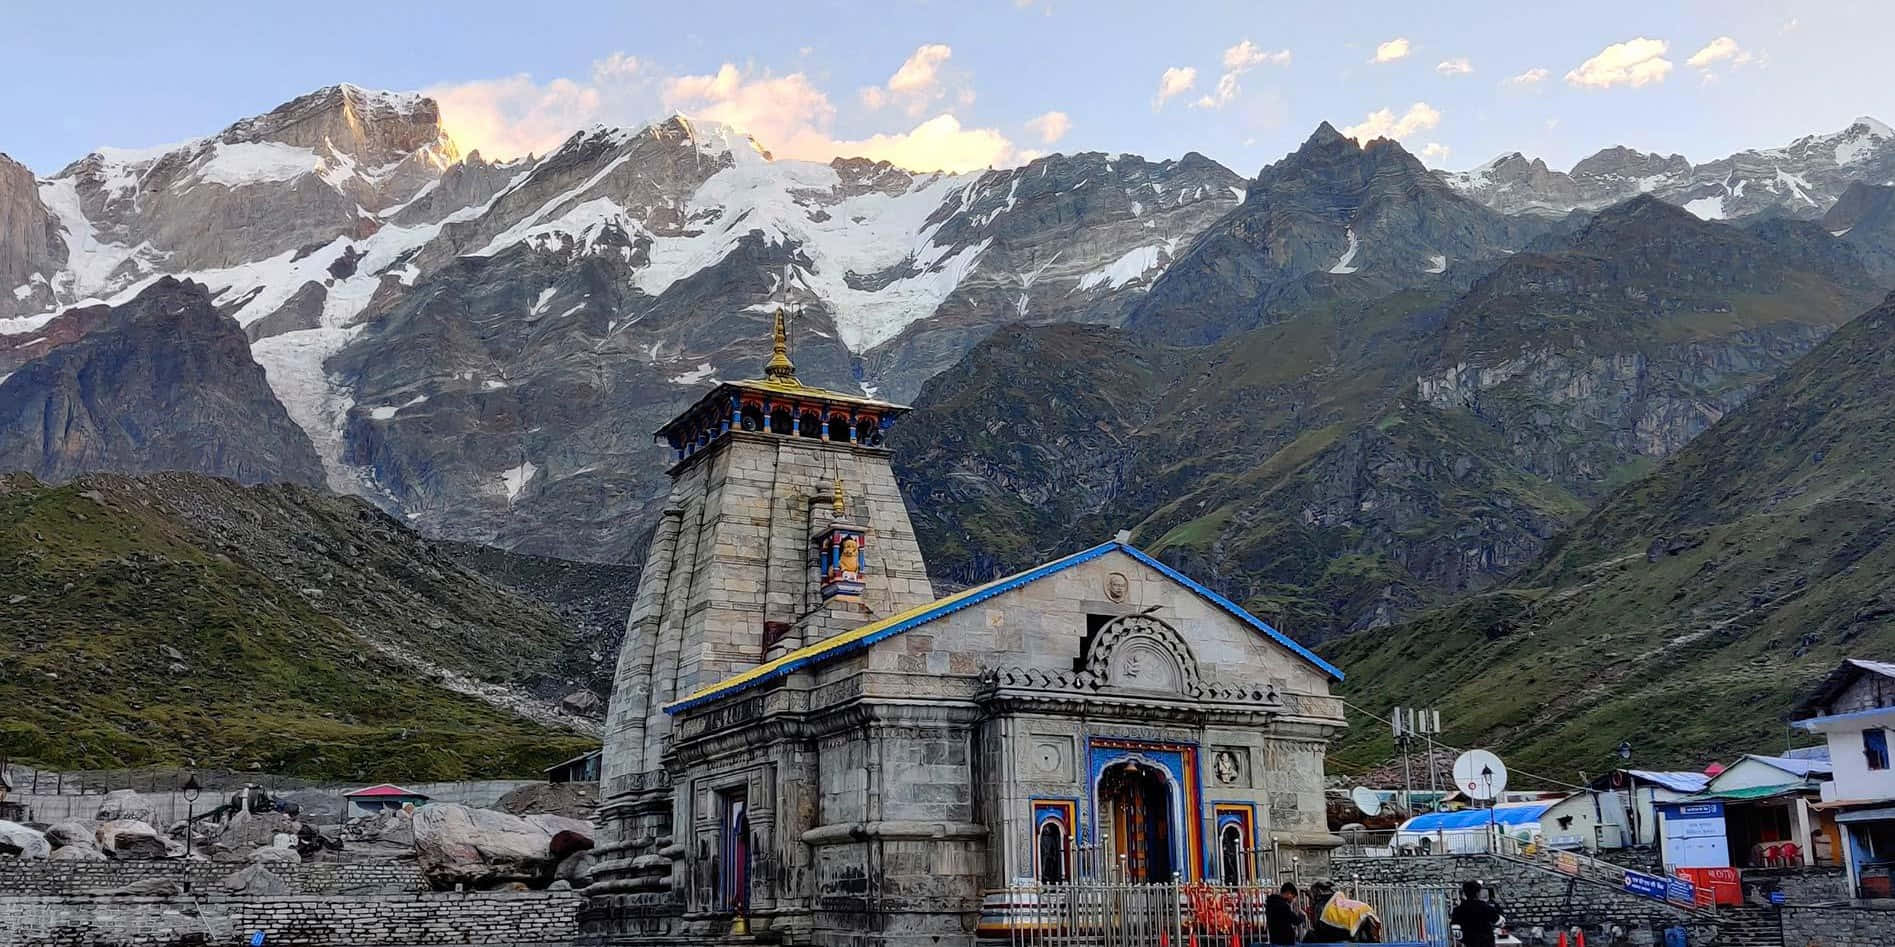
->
<box><xmin>220</xmin><ymin>83</ymin><xmax>456</xmax><ymax>166</ymax></box>
<box><xmin>1570</xmin><ymin>145</ymin><xmax>1691</xmax><ymax>181</ymax></box>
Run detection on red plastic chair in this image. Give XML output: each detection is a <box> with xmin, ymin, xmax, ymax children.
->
<box><xmin>1779</xmin><ymin>842</ymin><xmax>1802</xmax><ymax>866</ymax></box>
<box><xmin>1761</xmin><ymin>844</ymin><xmax>1782</xmax><ymax>867</ymax></box>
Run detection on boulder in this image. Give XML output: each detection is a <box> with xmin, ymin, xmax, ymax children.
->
<box><xmin>96</xmin><ymin>820</ymin><xmax>168</xmax><ymax>859</ymax></box>
<box><xmin>222</xmin><ymin>864</ymin><xmax>294</xmax><ymax>895</ymax></box>
<box><xmin>554</xmin><ymin>849</ymin><xmax>599</xmax><ymax>888</ymax></box>
<box><xmin>95</xmin><ymin>789</ymin><xmax>159</xmax><ymax>824</ymax></box>
<box><xmin>413</xmin><ymin>803</ymin><xmax>556</xmax><ymax>888</ymax></box>
<box><xmin>219</xmin><ymin>809</ymin><xmax>297</xmax><ymax>848</ymax></box>
<box><xmin>45</xmin><ymin>821</ymin><xmax>98</xmax><ymax>849</ymax></box>
<box><xmin>249</xmin><ymin>846</ymin><xmax>301</xmax><ymax>865</ymax></box>
<box><xmin>558</xmin><ymin>690</ymin><xmax>604</xmax><ymax>717</ymax></box>
<box><xmin>0</xmin><ymin>820</ymin><xmax>50</xmax><ymax>859</ymax></box>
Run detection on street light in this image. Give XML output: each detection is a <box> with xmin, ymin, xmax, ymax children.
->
<box><xmin>182</xmin><ymin>774</ymin><xmax>202</xmax><ymax>889</ymax></box>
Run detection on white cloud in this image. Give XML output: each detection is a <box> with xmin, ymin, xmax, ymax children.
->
<box><xmin>1025</xmin><ymin>110</ymin><xmax>1072</xmax><ymax>144</ymax></box>
<box><xmin>1340</xmin><ymin>102</ymin><xmax>1442</xmax><ymax>142</ymax></box>
<box><xmin>1224</xmin><ymin>40</ymin><xmax>1292</xmax><ymax>71</ymax></box>
<box><xmin>429</xmin><ymin>55</ymin><xmax>1020</xmax><ymax>174</ymax></box>
<box><xmin>1371</xmin><ymin>38</ymin><xmax>1412</xmax><ymax>64</ymax></box>
<box><xmin>859</xmin><ymin>44</ymin><xmax>959</xmax><ymax>117</ymax></box>
<box><xmin>1435</xmin><ymin>58</ymin><xmax>1473</xmax><ymax>76</ymax></box>
<box><xmin>1419</xmin><ymin>142</ymin><xmax>1451</xmax><ymax>163</ymax></box>
<box><xmin>1503</xmin><ymin>67</ymin><xmax>1551</xmax><ymax>87</ymax></box>
<box><xmin>1154</xmin><ymin>66</ymin><xmax>1198</xmax><ymax>109</ymax></box>
<box><xmin>1686</xmin><ymin>36</ymin><xmax>1755</xmax><ymax>73</ymax></box>
<box><xmin>1193</xmin><ymin>39</ymin><xmax>1290</xmax><ymax>110</ymax></box>
<box><xmin>834</xmin><ymin>114</ymin><xmax>1017</xmax><ymax>172</ymax></box>
<box><xmin>1565</xmin><ymin>38</ymin><xmax>1673</xmax><ymax>88</ymax></box>
<box><xmin>1193</xmin><ymin>73</ymin><xmax>1240</xmax><ymax>110</ymax></box>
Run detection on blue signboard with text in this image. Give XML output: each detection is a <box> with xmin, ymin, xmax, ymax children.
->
<box><xmin>1623</xmin><ymin>870</ymin><xmax>1669</xmax><ymax>900</ymax></box>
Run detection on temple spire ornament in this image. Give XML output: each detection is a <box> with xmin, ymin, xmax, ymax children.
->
<box><xmin>833</xmin><ymin>477</ymin><xmax>846</xmax><ymax>518</ymax></box>
<box><xmin>764</xmin><ymin>307</ymin><xmax>799</xmax><ymax>386</ymax></box>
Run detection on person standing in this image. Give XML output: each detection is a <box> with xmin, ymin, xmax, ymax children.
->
<box><xmin>1266</xmin><ymin>881</ymin><xmax>1305</xmax><ymax>945</ymax></box>
<box><xmin>1449</xmin><ymin>880</ymin><xmax>1501</xmax><ymax>947</ymax></box>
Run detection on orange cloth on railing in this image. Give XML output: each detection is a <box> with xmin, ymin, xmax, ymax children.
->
<box><xmin>1181</xmin><ymin>883</ymin><xmax>1238</xmax><ymax>933</ymax></box>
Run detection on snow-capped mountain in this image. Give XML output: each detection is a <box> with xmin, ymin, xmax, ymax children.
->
<box><xmin>0</xmin><ymin>84</ymin><xmax>1244</xmax><ymax>560</ymax></box>
<box><xmin>1440</xmin><ymin>117</ymin><xmax>1895</xmax><ymax>220</ymax></box>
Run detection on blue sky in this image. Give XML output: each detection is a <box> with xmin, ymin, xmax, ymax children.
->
<box><xmin>4</xmin><ymin>0</ymin><xmax>1889</xmax><ymax>175</ymax></box>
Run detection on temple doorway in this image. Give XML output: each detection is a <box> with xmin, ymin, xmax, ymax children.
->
<box><xmin>1097</xmin><ymin>760</ymin><xmax>1175</xmax><ymax>882</ymax></box>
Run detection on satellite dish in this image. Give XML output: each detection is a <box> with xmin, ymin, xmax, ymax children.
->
<box><xmin>1453</xmin><ymin>749</ymin><xmax>1509</xmax><ymax>800</ymax></box>
<box><xmin>1350</xmin><ymin>786</ymin><xmax>1384</xmax><ymax>816</ymax></box>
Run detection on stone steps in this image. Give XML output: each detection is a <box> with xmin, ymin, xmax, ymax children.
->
<box><xmin>1713</xmin><ymin>906</ymin><xmax>1785</xmax><ymax>947</ymax></box>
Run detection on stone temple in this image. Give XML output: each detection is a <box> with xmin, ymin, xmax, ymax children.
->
<box><xmin>583</xmin><ymin>313</ymin><xmax>1348</xmax><ymax>946</ymax></box>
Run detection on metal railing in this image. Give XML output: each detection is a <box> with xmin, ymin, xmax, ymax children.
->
<box><xmin>979</xmin><ymin>878</ymin><xmax>1455</xmax><ymax>946</ymax></box>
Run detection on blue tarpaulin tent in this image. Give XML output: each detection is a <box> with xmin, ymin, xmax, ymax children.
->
<box><xmin>1392</xmin><ymin>802</ymin><xmax>1553</xmax><ymax>854</ymax></box>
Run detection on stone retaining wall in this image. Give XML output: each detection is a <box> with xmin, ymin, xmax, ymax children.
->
<box><xmin>1336</xmin><ymin>855</ymin><xmax>1706</xmax><ymax>941</ymax></box>
<box><xmin>1782</xmin><ymin>902</ymin><xmax>1895</xmax><ymax>947</ymax></box>
<box><xmin>0</xmin><ymin>860</ymin><xmax>426</xmax><ymax>896</ymax></box>
<box><xmin>1745</xmin><ymin>865</ymin><xmax>1852</xmax><ymax>905</ymax></box>
<box><xmin>0</xmin><ymin>891</ymin><xmax>579</xmax><ymax>947</ymax></box>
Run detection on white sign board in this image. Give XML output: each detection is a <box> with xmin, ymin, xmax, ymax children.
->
<box><xmin>1658</xmin><ymin>802</ymin><xmax>1731</xmax><ymax>869</ymax></box>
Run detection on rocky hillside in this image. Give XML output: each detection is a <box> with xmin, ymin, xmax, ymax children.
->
<box><xmin>1441</xmin><ymin>117</ymin><xmax>1895</xmax><ymax>220</ymax></box>
<box><xmin>1</xmin><ymin>85</ymin><xmax>1254</xmax><ymax>562</ymax></box>
<box><xmin>0</xmin><ymin>278</ymin><xmax>327</xmax><ymax>486</ymax></box>
<box><xmin>899</xmin><ymin>195</ymin><xmax>1885</xmax><ymax>640</ymax></box>
<box><xmin>0</xmin><ymin>470</ymin><xmax>603</xmax><ymax>778</ymax></box>
<box><xmin>1325</xmin><ymin>289</ymin><xmax>1895</xmax><ymax>776</ymax></box>
<box><xmin>1124</xmin><ymin>124</ymin><xmax>1544</xmax><ymax>345</ymax></box>
<box><xmin>1825</xmin><ymin>182</ymin><xmax>1895</xmax><ymax>283</ymax></box>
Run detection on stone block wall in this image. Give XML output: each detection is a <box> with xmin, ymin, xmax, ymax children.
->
<box><xmin>1782</xmin><ymin>903</ymin><xmax>1895</xmax><ymax>947</ymax></box>
<box><xmin>0</xmin><ymin>860</ymin><xmax>427</xmax><ymax>896</ymax></box>
<box><xmin>1746</xmin><ymin>865</ymin><xmax>1852</xmax><ymax>905</ymax></box>
<box><xmin>1336</xmin><ymin>855</ymin><xmax>1703</xmax><ymax>938</ymax></box>
<box><xmin>0</xmin><ymin>891</ymin><xmax>579</xmax><ymax>947</ymax></box>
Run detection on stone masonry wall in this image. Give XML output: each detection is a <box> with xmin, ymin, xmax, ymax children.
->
<box><xmin>0</xmin><ymin>860</ymin><xmax>426</xmax><ymax>896</ymax></box>
<box><xmin>1781</xmin><ymin>903</ymin><xmax>1895</xmax><ymax>947</ymax></box>
<box><xmin>0</xmin><ymin>891</ymin><xmax>579</xmax><ymax>947</ymax></box>
<box><xmin>1337</xmin><ymin>856</ymin><xmax>1704</xmax><ymax>940</ymax></box>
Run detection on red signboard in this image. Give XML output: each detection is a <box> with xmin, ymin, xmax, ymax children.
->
<box><xmin>1677</xmin><ymin>867</ymin><xmax>1743</xmax><ymax>906</ymax></box>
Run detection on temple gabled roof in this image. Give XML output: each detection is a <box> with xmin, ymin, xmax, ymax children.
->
<box><xmin>664</xmin><ymin>538</ymin><xmax>1343</xmax><ymax>715</ymax></box>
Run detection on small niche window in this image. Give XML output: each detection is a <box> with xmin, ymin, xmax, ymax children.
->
<box><xmin>770</xmin><ymin>407</ymin><xmax>793</xmax><ymax>435</ymax></box>
<box><xmin>1866</xmin><ymin>728</ymin><xmax>1890</xmax><ymax>771</ymax></box>
<box><xmin>827</xmin><ymin>415</ymin><xmax>852</xmax><ymax>442</ymax></box>
<box><xmin>799</xmin><ymin>411</ymin><xmax>823</xmax><ymax>438</ymax></box>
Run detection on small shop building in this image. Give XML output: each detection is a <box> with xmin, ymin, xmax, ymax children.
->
<box><xmin>1794</xmin><ymin>658</ymin><xmax>1895</xmax><ymax>897</ymax></box>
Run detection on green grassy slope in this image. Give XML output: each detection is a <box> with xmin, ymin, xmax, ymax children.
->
<box><xmin>1324</xmin><ymin>291</ymin><xmax>1895</xmax><ymax>778</ymax></box>
<box><xmin>0</xmin><ymin>473</ymin><xmax>597</xmax><ymax>779</ymax></box>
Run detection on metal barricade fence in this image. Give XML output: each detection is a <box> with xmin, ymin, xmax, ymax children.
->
<box><xmin>979</xmin><ymin>877</ymin><xmax>1454</xmax><ymax>947</ymax></box>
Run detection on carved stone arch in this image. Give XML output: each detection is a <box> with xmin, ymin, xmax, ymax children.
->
<box><xmin>1083</xmin><ymin>613</ymin><xmax>1204</xmax><ymax>697</ymax></box>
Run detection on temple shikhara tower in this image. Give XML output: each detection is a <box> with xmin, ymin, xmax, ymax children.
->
<box><xmin>585</xmin><ymin>313</ymin><xmax>1349</xmax><ymax>947</ymax></box>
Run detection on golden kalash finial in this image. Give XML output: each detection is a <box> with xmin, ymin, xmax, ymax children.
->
<box><xmin>832</xmin><ymin>477</ymin><xmax>846</xmax><ymax>517</ymax></box>
<box><xmin>764</xmin><ymin>307</ymin><xmax>799</xmax><ymax>385</ymax></box>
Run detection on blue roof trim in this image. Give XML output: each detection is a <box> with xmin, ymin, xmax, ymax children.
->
<box><xmin>664</xmin><ymin>539</ymin><xmax>1343</xmax><ymax>715</ymax></box>
<box><xmin>1114</xmin><ymin>544</ymin><xmax>1344</xmax><ymax>682</ymax></box>
<box><xmin>664</xmin><ymin>541</ymin><xmax>1124</xmax><ymax>715</ymax></box>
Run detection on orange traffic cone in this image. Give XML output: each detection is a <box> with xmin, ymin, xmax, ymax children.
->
<box><xmin>1556</xmin><ymin>933</ymin><xmax>1568</xmax><ymax>947</ymax></box>
<box><xmin>1187</xmin><ymin>934</ymin><xmax>1199</xmax><ymax>947</ymax></box>
<box><xmin>1160</xmin><ymin>933</ymin><xmax>1169</xmax><ymax>947</ymax></box>
<box><xmin>1229</xmin><ymin>933</ymin><xmax>1241</xmax><ymax>947</ymax></box>
<box><xmin>1576</xmin><ymin>932</ymin><xmax>1586</xmax><ymax>947</ymax></box>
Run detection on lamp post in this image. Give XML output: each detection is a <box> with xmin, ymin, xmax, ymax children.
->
<box><xmin>182</xmin><ymin>774</ymin><xmax>201</xmax><ymax>890</ymax></box>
